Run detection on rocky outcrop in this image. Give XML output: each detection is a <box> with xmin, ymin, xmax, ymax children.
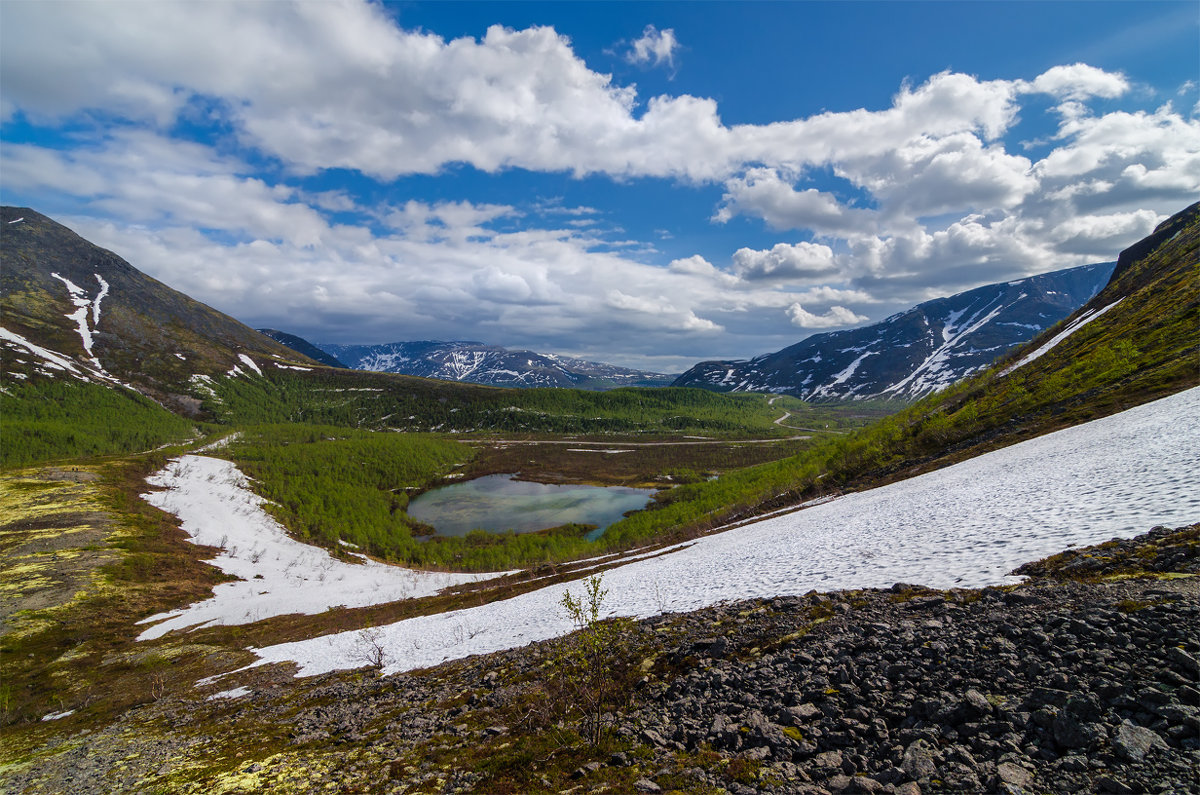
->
<box><xmin>628</xmin><ymin>571</ymin><xmax>1198</xmax><ymax>794</ymax></box>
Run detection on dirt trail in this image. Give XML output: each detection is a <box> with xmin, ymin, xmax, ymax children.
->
<box><xmin>769</xmin><ymin>395</ymin><xmax>848</xmax><ymax>434</ymax></box>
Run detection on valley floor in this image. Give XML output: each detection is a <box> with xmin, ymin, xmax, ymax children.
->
<box><xmin>1</xmin><ymin>392</ymin><xmax>1196</xmax><ymax>794</ymax></box>
<box><xmin>174</xmin><ymin>386</ymin><xmax>1200</xmax><ymax>679</ymax></box>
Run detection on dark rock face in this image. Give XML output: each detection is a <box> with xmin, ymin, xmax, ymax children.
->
<box><xmin>257</xmin><ymin>329</ymin><xmax>347</xmax><ymax>368</ymax></box>
<box><xmin>673</xmin><ymin>261</ymin><xmax>1114</xmax><ymax>400</ymax></box>
<box><xmin>1111</xmin><ymin>200</ymin><xmax>1200</xmax><ymax>285</ymax></box>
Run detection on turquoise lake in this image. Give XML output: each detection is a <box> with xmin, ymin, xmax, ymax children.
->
<box><xmin>406</xmin><ymin>474</ymin><xmax>656</xmax><ymax>539</ymax></box>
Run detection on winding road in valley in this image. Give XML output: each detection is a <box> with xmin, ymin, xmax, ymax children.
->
<box><xmin>768</xmin><ymin>395</ymin><xmax>849</xmax><ymax>434</ymax></box>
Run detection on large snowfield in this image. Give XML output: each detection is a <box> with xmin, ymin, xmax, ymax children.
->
<box><xmin>147</xmin><ymin>387</ymin><xmax>1199</xmax><ymax>682</ymax></box>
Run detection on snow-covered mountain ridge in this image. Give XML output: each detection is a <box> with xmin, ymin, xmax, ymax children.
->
<box><xmin>673</xmin><ymin>262</ymin><xmax>1115</xmax><ymax>400</ymax></box>
<box><xmin>320</xmin><ymin>340</ymin><xmax>676</xmax><ymax>390</ymax></box>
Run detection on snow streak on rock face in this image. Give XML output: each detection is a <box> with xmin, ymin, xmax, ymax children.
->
<box><xmin>241</xmin><ymin>386</ymin><xmax>1200</xmax><ymax>680</ymax></box>
<box><xmin>2</xmin><ymin>272</ymin><xmax>127</xmax><ymax>387</ymax></box>
<box><xmin>0</xmin><ymin>325</ymin><xmax>119</xmax><ymax>385</ymax></box>
<box><xmin>50</xmin><ymin>272</ymin><xmax>110</xmax><ymax>372</ymax></box>
<box><xmin>0</xmin><ymin>326</ymin><xmax>86</xmax><ymax>377</ymax></box>
<box><xmin>236</xmin><ymin>354</ymin><xmax>263</xmax><ymax>376</ymax></box>
<box><xmin>137</xmin><ymin>456</ymin><xmax>509</xmax><ymax>640</ymax></box>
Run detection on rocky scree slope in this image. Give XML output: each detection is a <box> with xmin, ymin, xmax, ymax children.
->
<box><xmin>5</xmin><ymin>525</ymin><xmax>1196</xmax><ymax>795</ymax></box>
<box><xmin>674</xmin><ymin>261</ymin><xmax>1114</xmax><ymax>400</ymax></box>
<box><xmin>321</xmin><ymin>339</ymin><xmax>676</xmax><ymax>390</ymax></box>
<box><xmin>0</xmin><ymin>207</ymin><xmax>319</xmax><ymax>412</ymax></box>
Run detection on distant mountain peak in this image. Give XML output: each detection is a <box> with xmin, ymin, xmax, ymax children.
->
<box><xmin>320</xmin><ymin>340</ymin><xmax>676</xmax><ymax>390</ymax></box>
<box><xmin>674</xmin><ymin>261</ymin><xmax>1116</xmax><ymax>400</ymax></box>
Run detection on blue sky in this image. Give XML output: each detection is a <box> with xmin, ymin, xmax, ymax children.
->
<box><xmin>2</xmin><ymin>1</ymin><xmax>1197</xmax><ymax>371</ymax></box>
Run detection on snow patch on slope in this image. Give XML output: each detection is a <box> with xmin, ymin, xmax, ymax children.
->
<box><xmin>810</xmin><ymin>350</ymin><xmax>876</xmax><ymax>399</ymax></box>
<box><xmin>0</xmin><ymin>327</ymin><xmax>86</xmax><ymax>377</ymax></box>
<box><xmin>137</xmin><ymin>456</ymin><xmax>511</xmax><ymax>640</ymax></box>
<box><xmin>50</xmin><ymin>272</ymin><xmax>111</xmax><ymax>371</ymax></box>
<box><xmin>0</xmin><ymin>325</ymin><xmax>124</xmax><ymax>386</ymax></box>
<box><xmin>237</xmin><ymin>354</ymin><xmax>263</xmax><ymax>376</ymax></box>
<box><xmin>1000</xmin><ymin>299</ymin><xmax>1125</xmax><ymax>376</ymax></box>
<box><xmin>91</xmin><ymin>275</ymin><xmax>109</xmax><ymax>325</ymax></box>
<box><xmin>885</xmin><ymin>297</ymin><xmax>1009</xmax><ymax>397</ymax></box>
<box><xmin>235</xmin><ymin>386</ymin><xmax>1200</xmax><ymax>679</ymax></box>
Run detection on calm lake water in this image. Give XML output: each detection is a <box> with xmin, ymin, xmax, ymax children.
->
<box><xmin>406</xmin><ymin>474</ymin><xmax>656</xmax><ymax>539</ymax></box>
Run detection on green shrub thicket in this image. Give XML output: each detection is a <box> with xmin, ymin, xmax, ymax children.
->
<box><xmin>0</xmin><ymin>379</ymin><xmax>196</xmax><ymax>468</ymax></box>
<box><xmin>206</xmin><ymin>369</ymin><xmax>800</xmax><ymax>437</ymax></box>
<box><xmin>227</xmin><ymin>425</ymin><xmax>467</xmax><ymax>555</ymax></box>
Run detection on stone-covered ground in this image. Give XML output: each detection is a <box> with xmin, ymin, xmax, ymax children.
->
<box><xmin>3</xmin><ymin>525</ymin><xmax>1197</xmax><ymax>794</ymax></box>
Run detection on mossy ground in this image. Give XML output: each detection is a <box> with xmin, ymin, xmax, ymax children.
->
<box><xmin>0</xmin><ymin>458</ymin><xmax>249</xmax><ymax>744</ymax></box>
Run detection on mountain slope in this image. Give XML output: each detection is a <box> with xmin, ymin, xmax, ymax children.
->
<box><xmin>982</xmin><ymin>200</ymin><xmax>1199</xmax><ymax>420</ymax></box>
<box><xmin>674</xmin><ymin>261</ymin><xmax>1115</xmax><ymax>400</ymax></box>
<box><xmin>0</xmin><ymin>207</ymin><xmax>320</xmax><ymax>413</ymax></box>
<box><xmin>0</xmin><ymin>208</ymin><xmax>802</xmax><ymax>468</ymax></box>
<box><xmin>321</xmin><ymin>340</ymin><xmax>675</xmax><ymax>390</ymax></box>
<box><xmin>257</xmin><ymin>329</ymin><xmax>347</xmax><ymax>369</ymax></box>
<box><xmin>605</xmin><ymin>201</ymin><xmax>1199</xmax><ymax>547</ymax></box>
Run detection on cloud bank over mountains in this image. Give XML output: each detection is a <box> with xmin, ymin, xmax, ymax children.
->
<box><xmin>1</xmin><ymin>1</ymin><xmax>1196</xmax><ymax>369</ymax></box>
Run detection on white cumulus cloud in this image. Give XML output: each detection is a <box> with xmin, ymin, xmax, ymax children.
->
<box><xmin>732</xmin><ymin>242</ymin><xmax>839</xmax><ymax>284</ymax></box>
<box><xmin>786</xmin><ymin>304</ymin><xmax>868</xmax><ymax>329</ymax></box>
<box><xmin>1</xmin><ymin>2</ymin><xmax>1195</xmax><ymax>366</ymax></box>
<box><xmin>625</xmin><ymin>25</ymin><xmax>679</xmax><ymax>69</ymax></box>
<box><xmin>1027</xmin><ymin>63</ymin><xmax>1130</xmax><ymax>101</ymax></box>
